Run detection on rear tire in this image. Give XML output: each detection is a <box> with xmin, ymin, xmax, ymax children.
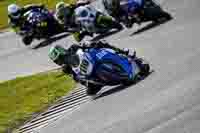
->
<box><xmin>113</xmin><ymin>21</ymin><xmax>123</xmax><ymax>30</ymax></box>
<box><xmin>141</xmin><ymin>64</ymin><xmax>150</xmax><ymax>75</ymax></box>
<box><xmin>135</xmin><ymin>58</ymin><xmax>150</xmax><ymax>76</ymax></box>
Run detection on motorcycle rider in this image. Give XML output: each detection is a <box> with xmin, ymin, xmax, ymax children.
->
<box><xmin>8</xmin><ymin>3</ymin><xmax>45</xmax><ymax>33</ymax></box>
<box><xmin>54</xmin><ymin>1</ymin><xmax>93</xmax><ymax>39</ymax></box>
<box><xmin>48</xmin><ymin>40</ymin><xmax>134</xmax><ymax>96</ymax></box>
<box><xmin>74</xmin><ymin>4</ymin><xmax>123</xmax><ymax>42</ymax></box>
<box><xmin>54</xmin><ymin>0</ymin><xmax>91</xmax><ymax>29</ymax></box>
<box><xmin>103</xmin><ymin>0</ymin><xmax>144</xmax><ymax>27</ymax></box>
<box><xmin>55</xmin><ymin>1</ymin><xmax>122</xmax><ymax>42</ymax></box>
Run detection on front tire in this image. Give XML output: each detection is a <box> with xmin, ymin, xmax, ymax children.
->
<box><xmin>142</xmin><ymin>0</ymin><xmax>171</xmax><ymax>23</ymax></box>
<box><xmin>22</xmin><ymin>36</ymin><xmax>33</xmax><ymax>46</ymax></box>
<box><xmin>112</xmin><ymin>20</ymin><xmax>123</xmax><ymax>30</ymax></box>
<box><xmin>86</xmin><ymin>83</ymin><xmax>102</xmax><ymax>96</ymax></box>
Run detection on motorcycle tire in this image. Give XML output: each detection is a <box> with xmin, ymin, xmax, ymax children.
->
<box><xmin>142</xmin><ymin>0</ymin><xmax>171</xmax><ymax>23</ymax></box>
<box><xmin>135</xmin><ymin>58</ymin><xmax>150</xmax><ymax>77</ymax></box>
<box><xmin>22</xmin><ymin>36</ymin><xmax>33</xmax><ymax>46</ymax></box>
<box><xmin>112</xmin><ymin>20</ymin><xmax>123</xmax><ymax>30</ymax></box>
<box><xmin>86</xmin><ymin>83</ymin><xmax>102</xmax><ymax>96</ymax></box>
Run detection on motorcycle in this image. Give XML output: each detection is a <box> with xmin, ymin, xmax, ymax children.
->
<box><xmin>19</xmin><ymin>8</ymin><xmax>64</xmax><ymax>45</ymax></box>
<box><xmin>75</xmin><ymin>5</ymin><xmax>123</xmax><ymax>40</ymax></box>
<box><xmin>73</xmin><ymin>47</ymin><xmax>150</xmax><ymax>95</ymax></box>
<box><xmin>103</xmin><ymin>0</ymin><xmax>172</xmax><ymax>28</ymax></box>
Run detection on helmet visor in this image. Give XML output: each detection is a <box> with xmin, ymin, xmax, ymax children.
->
<box><xmin>54</xmin><ymin>55</ymin><xmax>65</xmax><ymax>66</ymax></box>
<box><xmin>10</xmin><ymin>10</ymin><xmax>21</xmax><ymax>19</ymax></box>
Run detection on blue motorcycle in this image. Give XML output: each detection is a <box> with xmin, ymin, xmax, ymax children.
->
<box><xmin>73</xmin><ymin>47</ymin><xmax>150</xmax><ymax>95</ymax></box>
<box><xmin>20</xmin><ymin>8</ymin><xmax>63</xmax><ymax>45</ymax></box>
<box><xmin>103</xmin><ymin>0</ymin><xmax>171</xmax><ymax>28</ymax></box>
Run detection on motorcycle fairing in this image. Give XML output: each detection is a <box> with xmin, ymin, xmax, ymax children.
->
<box><xmin>120</xmin><ymin>0</ymin><xmax>144</xmax><ymax>14</ymax></box>
<box><xmin>83</xmin><ymin>48</ymin><xmax>138</xmax><ymax>84</ymax></box>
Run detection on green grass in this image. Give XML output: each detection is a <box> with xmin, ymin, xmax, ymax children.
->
<box><xmin>0</xmin><ymin>70</ymin><xmax>75</xmax><ymax>133</ymax></box>
<box><xmin>0</xmin><ymin>0</ymin><xmax>76</xmax><ymax>29</ymax></box>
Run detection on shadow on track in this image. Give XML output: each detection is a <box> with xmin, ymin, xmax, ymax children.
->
<box><xmin>130</xmin><ymin>16</ymin><xmax>173</xmax><ymax>36</ymax></box>
<box><xmin>32</xmin><ymin>33</ymin><xmax>70</xmax><ymax>49</ymax></box>
<box><xmin>94</xmin><ymin>70</ymin><xmax>154</xmax><ymax>100</ymax></box>
<box><xmin>91</xmin><ymin>29</ymin><xmax>122</xmax><ymax>41</ymax></box>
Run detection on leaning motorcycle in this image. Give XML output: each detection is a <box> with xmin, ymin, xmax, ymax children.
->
<box><xmin>19</xmin><ymin>8</ymin><xmax>64</xmax><ymax>45</ymax></box>
<box><xmin>74</xmin><ymin>5</ymin><xmax>123</xmax><ymax>41</ymax></box>
<box><xmin>103</xmin><ymin>0</ymin><xmax>171</xmax><ymax>28</ymax></box>
<box><xmin>73</xmin><ymin>47</ymin><xmax>150</xmax><ymax>95</ymax></box>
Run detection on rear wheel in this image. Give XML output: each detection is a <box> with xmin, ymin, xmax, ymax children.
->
<box><xmin>135</xmin><ymin>58</ymin><xmax>150</xmax><ymax>76</ymax></box>
<box><xmin>111</xmin><ymin>20</ymin><xmax>123</xmax><ymax>30</ymax></box>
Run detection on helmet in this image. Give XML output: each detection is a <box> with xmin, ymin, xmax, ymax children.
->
<box><xmin>56</xmin><ymin>2</ymin><xmax>69</xmax><ymax>11</ymax></box>
<box><xmin>49</xmin><ymin>45</ymin><xmax>81</xmax><ymax>67</ymax></box>
<box><xmin>55</xmin><ymin>2</ymin><xmax>71</xmax><ymax>20</ymax></box>
<box><xmin>8</xmin><ymin>4</ymin><xmax>21</xmax><ymax>19</ymax></box>
<box><xmin>48</xmin><ymin>45</ymin><xmax>66</xmax><ymax>65</ymax></box>
<box><xmin>76</xmin><ymin>0</ymin><xmax>90</xmax><ymax>5</ymax></box>
<box><xmin>56</xmin><ymin>2</ymin><xmax>65</xmax><ymax>10</ymax></box>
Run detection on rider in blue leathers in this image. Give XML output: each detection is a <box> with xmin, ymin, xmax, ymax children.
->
<box><xmin>103</xmin><ymin>0</ymin><xmax>144</xmax><ymax>27</ymax></box>
<box><xmin>48</xmin><ymin>40</ymin><xmax>134</xmax><ymax>95</ymax></box>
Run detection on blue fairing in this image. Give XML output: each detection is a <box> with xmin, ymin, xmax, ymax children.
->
<box><xmin>122</xmin><ymin>0</ymin><xmax>144</xmax><ymax>14</ymax></box>
<box><xmin>26</xmin><ymin>10</ymin><xmax>48</xmax><ymax>25</ymax></box>
<box><xmin>23</xmin><ymin>9</ymin><xmax>56</xmax><ymax>35</ymax></box>
<box><xmin>84</xmin><ymin>48</ymin><xmax>137</xmax><ymax>85</ymax></box>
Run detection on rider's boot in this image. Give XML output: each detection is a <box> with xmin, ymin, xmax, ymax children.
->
<box><xmin>96</xmin><ymin>13</ymin><xmax>123</xmax><ymax>30</ymax></box>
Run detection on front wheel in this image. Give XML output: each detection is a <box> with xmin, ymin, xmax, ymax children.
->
<box><xmin>22</xmin><ymin>36</ymin><xmax>33</xmax><ymax>46</ymax></box>
<box><xmin>86</xmin><ymin>83</ymin><xmax>102</xmax><ymax>96</ymax></box>
<box><xmin>111</xmin><ymin>20</ymin><xmax>123</xmax><ymax>30</ymax></box>
<box><xmin>154</xmin><ymin>11</ymin><xmax>172</xmax><ymax>23</ymax></box>
<box><xmin>142</xmin><ymin>0</ymin><xmax>171</xmax><ymax>23</ymax></box>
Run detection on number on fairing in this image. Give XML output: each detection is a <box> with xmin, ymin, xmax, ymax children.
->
<box><xmin>96</xmin><ymin>50</ymin><xmax>108</xmax><ymax>59</ymax></box>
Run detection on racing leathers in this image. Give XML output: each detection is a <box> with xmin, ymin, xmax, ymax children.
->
<box><xmin>104</xmin><ymin>0</ymin><xmax>144</xmax><ymax>27</ymax></box>
<box><xmin>73</xmin><ymin>4</ymin><xmax>122</xmax><ymax>42</ymax></box>
<box><xmin>62</xmin><ymin>40</ymin><xmax>133</xmax><ymax>84</ymax></box>
<box><xmin>54</xmin><ymin>1</ymin><xmax>90</xmax><ymax>31</ymax></box>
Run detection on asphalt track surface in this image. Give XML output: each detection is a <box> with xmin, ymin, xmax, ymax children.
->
<box><xmin>1</xmin><ymin>0</ymin><xmax>200</xmax><ymax>132</ymax></box>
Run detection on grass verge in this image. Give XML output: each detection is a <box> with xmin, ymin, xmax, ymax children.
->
<box><xmin>0</xmin><ymin>0</ymin><xmax>75</xmax><ymax>30</ymax></box>
<box><xmin>0</xmin><ymin>69</ymin><xmax>75</xmax><ymax>133</ymax></box>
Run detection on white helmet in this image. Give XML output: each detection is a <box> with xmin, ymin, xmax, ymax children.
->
<box><xmin>76</xmin><ymin>0</ymin><xmax>90</xmax><ymax>5</ymax></box>
<box><xmin>8</xmin><ymin>4</ymin><xmax>21</xmax><ymax>19</ymax></box>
